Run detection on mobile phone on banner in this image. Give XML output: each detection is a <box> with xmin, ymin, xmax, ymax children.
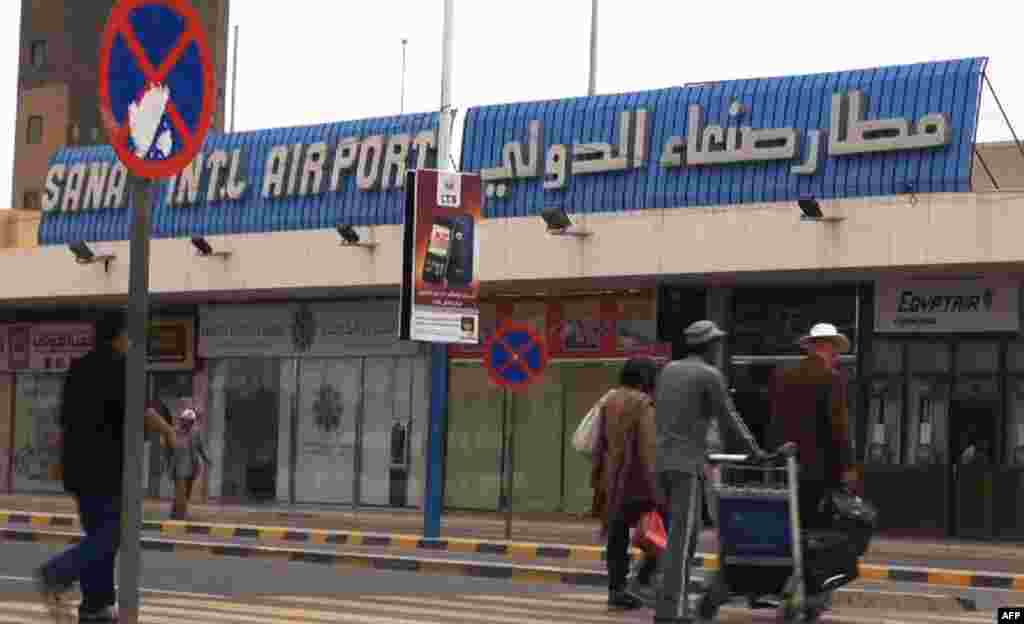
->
<box><xmin>422</xmin><ymin>218</ymin><xmax>452</xmax><ymax>284</ymax></box>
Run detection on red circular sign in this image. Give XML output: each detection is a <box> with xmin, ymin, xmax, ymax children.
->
<box><xmin>98</xmin><ymin>0</ymin><xmax>216</xmax><ymax>180</ymax></box>
<box><xmin>484</xmin><ymin>322</ymin><xmax>549</xmax><ymax>391</ymax></box>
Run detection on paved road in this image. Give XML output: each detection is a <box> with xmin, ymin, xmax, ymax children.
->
<box><xmin>0</xmin><ymin>541</ymin><xmax>1008</xmax><ymax>623</ymax></box>
<box><xmin>0</xmin><ymin>591</ymin><xmax>1003</xmax><ymax>624</ymax></box>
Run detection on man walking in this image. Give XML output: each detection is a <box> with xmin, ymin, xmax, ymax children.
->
<box><xmin>652</xmin><ymin>320</ymin><xmax>764</xmax><ymax>623</ymax></box>
<box><xmin>767</xmin><ymin>322</ymin><xmax>856</xmax><ymax>529</ymax></box>
<box><xmin>36</xmin><ymin>310</ymin><xmax>179</xmax><ymax>622</ymax></box>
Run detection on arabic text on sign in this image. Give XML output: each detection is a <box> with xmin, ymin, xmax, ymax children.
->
<box><xmin>481</xmin><ymin>91</ymin><xmax>951</xmax><ymax>199</ymax></box>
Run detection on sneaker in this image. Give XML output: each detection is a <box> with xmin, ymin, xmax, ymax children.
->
<box><xmin>79</xmin><ymin>605</ymin><xmax>119</xmax><ymax>622</ymax></box>
<box><xmin>628</xmin><ymin>576</ymin><xmax>657</xmax><ymax>603</ymax></box>
<box><xmin>608</xmin><ymin>589</ymin><xmax>644</xmax><ymax>610</ymax></box>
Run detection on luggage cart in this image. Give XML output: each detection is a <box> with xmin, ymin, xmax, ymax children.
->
<box><xmin>698</xmin><ymin>448</ymin><xmax>832</xmax><ymax>624</ymax></box>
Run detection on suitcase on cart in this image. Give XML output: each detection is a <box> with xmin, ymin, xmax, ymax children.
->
<box><xmin>696</xmin><ymin>450</ymin><xmax>862</xmax><ymax>623</ymax></box>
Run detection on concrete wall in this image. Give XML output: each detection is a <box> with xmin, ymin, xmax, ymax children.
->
<box><xmin>4</xmin><ymin>190</ymin><xmax>1024</xmax><ymax>302</ymax></box>
<box><xmin>0</xmin><ymin>211</ymin><xmax>41</xmax><ymax>249</ymax></box>
<box><xmin>12</xmin><ymin>84</ymin><xmax>68</xmax><ymax>213</ymax></box>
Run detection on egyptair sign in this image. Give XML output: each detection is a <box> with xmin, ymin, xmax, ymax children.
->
<box><xmin>875</xmin><ymin>277</ymin><xmax>1020</xmax><ymax>333</ymax></box>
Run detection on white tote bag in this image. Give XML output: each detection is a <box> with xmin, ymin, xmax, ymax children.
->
<box><xmin>573</xmin><ymin>389</ymin><xmax>615</xmax><ymax>456</ymax></box>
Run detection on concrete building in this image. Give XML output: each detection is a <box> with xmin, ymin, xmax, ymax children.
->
<box><xmin>10</xmin><ymin>0</ymin><xmax>230</xmax><ymax>211</ymax></box>
<box><xmin>3</xmin><ymin>56</ymin><xmax>1024</xmax><ymax>539</ymax></box>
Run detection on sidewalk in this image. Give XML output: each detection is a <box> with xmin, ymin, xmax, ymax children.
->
<box><xmin>3</xmin><ymin>493</ymin><xmax>1022</xmax><ymax>566</ymax></box>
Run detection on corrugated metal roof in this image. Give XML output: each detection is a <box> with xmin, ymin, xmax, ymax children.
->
<box><xmin>39</xmin><ymin>112</ymin><xmax>439</xmax><ymax>245</ymax></box>
<box><xmin>38</xmin><ymin>58</ymin><xmax>987</xmax><ymax>245</ymax></box>
<box><xmin>460</xmin><ymin>58</ymin><xmax>986</xmax><ymax>218</ymax></box>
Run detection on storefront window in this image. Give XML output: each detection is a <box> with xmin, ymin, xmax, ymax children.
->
<box><xmin>871</xmin><ymin>339</ymin><xmax>903</xmax><ymax>375</ymax></box>
<box><xmin>1007</xmin><ymin>378</ymin><xmax>1024</xmax><ymax>466</ymax></box>
<box><xmin>1007</xmin><ymin>339</ymin><xmax>1024</xmax><ymax>373</ymax></box>
<box><xmin>950</xmin><ymin>377</ymin><xmax>1000</xmax><ymax>466</ymax></box>
<box><xmin>905</xmin><ymin>378</ymin><xmax>951</xmax><ymax>466</ymax></box>
<box><xmin>866</xmin><ymin>377</ymin><xmax>902</xmax><ymax>465</ymax></box>
<box><xmin>957</xmin><ymin>342</ymin><xmax>1000</xmax><ymax>374</ymax></box>
<box><xmin>730</xmin><ymin>287</ymin><xmax>858</xmax><ymax>356</ymax></box>
<box><xmin>12</xmin><ymin>374</ymin><xmax>64</xmax><ymax>492</ymax></box>
<box><xmin>908</xmin><ymin>342</ymin><xmax>952</xmax><ymax>374</ymax></box>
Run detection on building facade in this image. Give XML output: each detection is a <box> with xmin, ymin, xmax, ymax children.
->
<box><xmin>11</xmin><ymin>0</ymin><xmax>229</xmax><ymax>211</ymax></box>
<box><xmin>3</xmin><ymin>56</ymin><xmax>1024</xmax><ymax>537</ymax></box>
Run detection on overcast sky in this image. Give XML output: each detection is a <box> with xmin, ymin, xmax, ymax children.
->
<box><xmin>1</xmin><ymin>1</ymin><xmax>1021</xmax><ymax>208</ymax></box>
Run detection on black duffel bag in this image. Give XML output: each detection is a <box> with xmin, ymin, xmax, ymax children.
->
<box><xmin>819</xmin><ymin>486</ymin><xmax>878</xmax><ymax>557</ymax></box>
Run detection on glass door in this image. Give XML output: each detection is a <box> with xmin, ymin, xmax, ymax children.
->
<box><xmin>360</xmin><ymin>356</ymin><xmax>426</xmax><ymax>508</ymax></box>
<box><xmin>293</xmin><ymin>358</ymin><xmax>362</xmax><ymax>504</ymax></box>
<box><xmin>998</xmin><ymin>372</ymin><xmax>1024</xmax><ymax>538</ymax></box>
<box><xmin>950</xmin><ymin>340</ymin><xmax>1001</xmax><ymax>538</ymax></box>
<box><xmin>217</xmin><ymin>359</ymin><xmax>285</xmax><ymax>502</ymax></box>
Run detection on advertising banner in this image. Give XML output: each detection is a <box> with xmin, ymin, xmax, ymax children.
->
<box><xmin>400</xmin><ymin>169</ymin><xmax>482</xmax><ymax>344</ymax></box>
<box><xmin>0</xmin><ymin>323</ymin><xmax>94</xmax><ymax>373</ymax></box>
<box><xmin>875</xmin><ymin>277</ymin><xmax>1020</xmax><ymax>333</ymax></box>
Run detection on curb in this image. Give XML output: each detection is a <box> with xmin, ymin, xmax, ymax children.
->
<box><xmin>0</xmin><ymin>528</ymin><xmax>970</xmax><ymax>614</ymax></box>
<box><xmin>4</xmin><ymin>511</ymin><xmax>1024</xmax><ymax>592</ymax></box>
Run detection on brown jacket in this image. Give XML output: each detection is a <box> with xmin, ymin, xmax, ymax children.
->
<box><xmin>767</xmin><ymin>355</ymin><xmax>853</xmax><ymax>484</ymax></box>
<box><xmin>590</xmin><ymin>387</ymin><xmax>660</xmax><ymax>529</ymax></box>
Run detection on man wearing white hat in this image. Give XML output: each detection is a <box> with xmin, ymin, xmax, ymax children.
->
<box><xmin>768</xmin><ymin>322</ymin><xmax>856</xmax><ymax>529</ymax></box>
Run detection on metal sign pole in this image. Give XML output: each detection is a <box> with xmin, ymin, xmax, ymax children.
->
<box><xmin>118</xmin><ymin>175</ymin><xmax>152</xmax><ymax>624</ymax></box>
<box><xmin>437</xmin><ymin>0</ymin><xmax>454</xmax><ymax>170</ymax></box>
<box><xmin>504</xmin><ymin>391</ymin><xmax>514</xmax><ymax>541</ymax></box>
<box><xmin>588</xmin><ymin>0</ymin><xmax>598</xmax><ymax>96</ymax></box>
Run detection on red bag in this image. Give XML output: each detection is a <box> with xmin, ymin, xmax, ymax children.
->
<box><xmin>632</xmin><ymin>511</ymin><xmax>667</xmax><ymax>554</ymax></box>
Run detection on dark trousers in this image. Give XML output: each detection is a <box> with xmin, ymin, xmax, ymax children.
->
<box><xmin>606</xmin><ymin>512</ymin><xmax>658</xmax><ymax>591</ymax></box>
<box><xmin>798</xmin><ymin>479</ymin><xmax>829</xmax><ymax>530</ymax></box>
<box><xmin>43</xmin><ymin>494</ymin><xmax>121</xmax><ymax>613</ymax></box>
<box><xmin>654</xmin><ymin>471</ymin><xmax>701</xmax><ymax>621</ymax></box>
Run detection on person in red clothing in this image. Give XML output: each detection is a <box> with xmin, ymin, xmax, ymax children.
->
<box><xmin>767</xmin><ymin>323</ymin><xmax>857</xmax><ymax>529</ymax></box>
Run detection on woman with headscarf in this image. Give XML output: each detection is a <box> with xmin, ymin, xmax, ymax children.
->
<box><xmin>590</xmin><ymin>356</ymin><xmax>663</xmax><ymax>609</ymax></box>
<box><xmin>167</xmin><ymin>407</ymin><xmax>211</xmax><ymax>520</ymax></box>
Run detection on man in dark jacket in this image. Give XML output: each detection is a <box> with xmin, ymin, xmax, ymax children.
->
<box><xmin>35</xmin><ymin>310</ymin><xmax>178</xmax><ymax>622</ymax></box>
<box><xmin>768</xmin><ymin>322</ymin><xmax>857</xmax><ymax>528</ymax></box>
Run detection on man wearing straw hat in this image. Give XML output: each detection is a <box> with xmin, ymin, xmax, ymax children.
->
<box><xmin>767</xmin><ymin>322</ymin><xmax>857</xmax><ymax>530</ymax></box>
<box><xmin>652</xmin><ymin>320</ymin><xmax>765</xmax><ymax>623</ymax></box>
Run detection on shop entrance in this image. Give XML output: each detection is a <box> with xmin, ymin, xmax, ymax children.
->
<box><xmin>221</xmin><ymin>359</ymin><xmax>282</xmax><ymax>502</ymax></box>
<box><xmin>949</xmin><ymin>376</ymin><xmax>1000</xmax><ymax>537</ymax></box>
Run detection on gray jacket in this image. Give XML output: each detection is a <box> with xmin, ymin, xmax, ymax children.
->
<box><xmin>654</xmin><ymin>355</ymin><xmax>761</xmax><ymax>474</ymax></box>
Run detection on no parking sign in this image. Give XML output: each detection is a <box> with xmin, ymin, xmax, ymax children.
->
<box><xmin>99</xmin><ymin>0</ymin><xmax>216</xmax><ymax>180</ymax></box>
<box><xmin>484</xmin><ymin>322</ymin><xmax>549</xmax><ymax>391</ymax></box>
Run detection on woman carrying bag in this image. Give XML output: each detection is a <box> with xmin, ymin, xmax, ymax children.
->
<box><xmin>590</xmin><ymin>357</ymin><xmax>665</xmax><ymax>610</ymax></box>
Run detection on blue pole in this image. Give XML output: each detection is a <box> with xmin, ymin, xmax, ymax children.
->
<box><xmin>423</xmin><ymin>343</ymin><xmax>448</xmax><ymax>538</ymax></box>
